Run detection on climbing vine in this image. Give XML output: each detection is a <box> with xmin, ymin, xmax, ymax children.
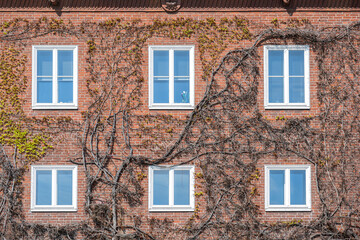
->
<box><xmin>0</xmin><ymin>16</ymin><xmax>359</xmax><ymax>239</ymax></box>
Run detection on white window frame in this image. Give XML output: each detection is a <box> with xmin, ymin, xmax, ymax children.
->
<box><xmin>265</xmin><ymin>165</ymin><xmax>311</xmax><ymax>212</ymax></box>
<box><xmin>148</xmin><ymin>45</ymin><xmax>195</xmax><ymax>110</ymax></box>
<box><xmin>264</xmin><ymin>45</ymin><xmax>310</xmax><ymax>109</ymax></box>
<box><xmin>148</xmin><ymin>165</ymin><xmax>195</xmax><ymax>212</ymax></box>
<box><xmin>31</xmin><ymin>165</ymin><xmax>78</xmax><ymax>212</ymax></box>
<box><xmin>32</xmin><ymin>45</ymin><xmax>78</xmax><ymax>110</ymax></box>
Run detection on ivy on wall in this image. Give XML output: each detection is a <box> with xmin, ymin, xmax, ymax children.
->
<box><xmin>0</xmin><ymin>17</ymin><xmax>359</xmax><ymax>239</ymax></box>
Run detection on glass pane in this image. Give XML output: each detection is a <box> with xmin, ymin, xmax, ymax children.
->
<box><xmin>36</xmin><ymin>170</ymin><xmax>52</xmax><ymax>205</ymax></box>
<box><xmin>268</xmin><ymin>50</ymin><xmax>283</xmax><ymax>76</ymax></box>
<box><xmin>289</xmin><ymin>77</ymin><xmax>305</xmax><ymax>103</ymax></box>
<box><xmin>58</xmin><ymin>50</ymin><xmax>73</xmax><ymax>76</ymax></box>
<box><xmin>269</xmin><ymin>170</ymin><xmax>284</xmax><ymax>205</ymax></box>
<box><xmin>154</xmin><ymin>77</ymin><xmax>169</xmax><ymax>103</ymax></box>
<box><xmin>268</xmin><ymin>77</ymin><xmax>284</xmax><ymax>103</ymax></box>
<box><xmin>37</xmin><ymin>77</ymin><xmax>52</xmax><ymax>103</ymax></box>
<box><xmin>57</xmin><ymin>170</ymin><xmax>73</xmax><ymax>205</ymax></box>
<box><xmin>174</xmin><ymin>170</ymin><xmax>190</xmax><ymax>205</ymax></box>
<box><xmin>58</xmin><ymin>77</ymin><xmax>73</xmax><ymax>103</ymax></box>
<box><xmin>154</xmin><ymin>51</ymin><xmax>169</xmax><ymax>76</ymax></box>
<box><xmin>174</xmin><ymin>77</ymin><xmax>190</xmax><ymax>103</ymax></box>
<box><xmin>289</xmin><ymin>50</ymin><xmax>304</xmax><ymax>76</ymax></box>
<box><xmin>174</xmin><ymin>50</ymin><xmax>190</xmax><ymax>76</ymax></box>
<box><xmin>153</xmin><ymin>170</ymin><xmax>169</xmax><ymax>205</ymax></box>
<box><xmin>37</xmin><ymin>50</ymin><xmax>53</xmax><ymax>76</ymax></box>
<box><xmin>290</xmin><ymin>170</ymin><xmax>306</xmax><ymax>205</ymax></box>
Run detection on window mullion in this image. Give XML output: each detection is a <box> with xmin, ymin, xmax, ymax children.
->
<box><xmin>265</xmin><ymin>167</ymin><xmax>269</xmax><ymax>208</ymax></box>
<box><xmin>189</xmin><ymin>47</ymin><xmax>194</xmax><ymax>106</ymax></box>
<box><xmin>33</xmin><ymin>169</ymin><xmax>37</xmax><ymax>207</ymax></box>
<box><xmin>34</xmin><ymin>49</ymin><xmax>38</xmax><ymax>105</ymax></box>
<box><xmin>305</xmin><ymin>47</ymin><xmax>310</xmax><ymax>107</ymax></box>
<box><xmin>73</xmin><ymin>47</ymin><xmax>78</xmax><ymax>107</ymax></box>
<box><xmin>150</xmin><ymin>48</ymin><xmax>154</xmax><ymax>106</ymax></box>
<box><xmin>190</xmin><ymin>167</ymin><xmax>195</xmax><ymax>208</ymax></box>
<box><xmin>149</xmin><ymin>167</ymin><xmax>153</xmax><ymax>207</ymax></box>
<box><xmin>306</xmin><ymin>167</ymin><xmax>310</xmax><ymax>207</ymax></box>
<box><xmin>264</xmin><ymin>47</ymin><xmax>269</xmax><ymax>106</ymax></box>
<box><xmin>52</xmin><ymin>169</ymin><xmax>57</xmax><ymax>207</ymax></box>
<box><xmin>285</xmin><ymin>168</ymin><xmax>290</xmax><ymax>206</ymax></box>
<box><xmin>169</xmin><ymin>169</ymin><xmax>174</xmax><ymax>207</ymax></box>
<box><xmin>169</xmin><ymin>49</ymin><xmax>174</xmax><ymax>105</ymax></box>
<box><xmin>284</xmin><ymin>49</ymin><xmax>289</xmax><ymax>104</ymax></box>
<box><xmin>53</xmin><ymin>49</ymin><xmax>58</xmax><ymax>104</ymax></box>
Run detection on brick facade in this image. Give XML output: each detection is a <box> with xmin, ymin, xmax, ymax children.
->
<box><xmin>0</xmin><ymin>1</ymin><xmax>359</xmax><ymax>238</ymax></box>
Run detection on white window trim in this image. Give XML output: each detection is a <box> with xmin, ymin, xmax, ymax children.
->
<box><xmin>148</xmin><ymin>45</ymin><xmax>195</xmax><ymax>110</ymax></box>
<box><xmin>265</xmin><ymin>165</ymin><xmax>311</xmax><ymax>212</ymax></box>
<box><xmin>32</xmin><ymin>45</ymin><xmax>78</xmax><ymax>110</ymax></box>
<box><xmin>264</xmin><ymin>45</ymin><xmax>310</xmax><ymax>109</ymax></box>
<box><xmin>31</xmin><ymin>165</ymin><xmax>78</xmax><ymax>212</ymax></box>
<box><xmin>148</xmin><ymin>165</ymin><xmax>195</xmax><ymax>212</ymax></box>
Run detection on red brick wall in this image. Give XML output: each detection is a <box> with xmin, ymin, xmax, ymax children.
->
<box><xmin>0</xmin><ymin>7</ymin><xmax>358</xmax><ymax>230</ymax></box>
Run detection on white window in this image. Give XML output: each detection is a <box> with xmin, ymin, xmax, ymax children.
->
<box><xmin>264</xmin><ymin>45</ymin><xmax>310</xmax><ymax>109</ymax></box>
<box><xmin>149</xmin><ymin>165</ymin><xmax>195</xmax><ymax>211</ymax></box>
<box><xmin>265</xmin><ymin>165</ymin><xmax>311</xmax><ymax>211</ymax></box>
<box><xmin>149</xmin><ymin>46</ymin><xmax>195</xmax><ymax>109</ymax></box>
<box><xmin>32</xmin><ymin>46</ymin><xmax>78</xmax><ymax>109</ymax></box>
<box><xmin>31</xmin><ymin>165</ymin><xmax>77</xmax><ymax>212</ymax></box>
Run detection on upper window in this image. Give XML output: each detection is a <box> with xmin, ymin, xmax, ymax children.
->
<box><xmin>148</xmin><ymin>165</ymin><xmax>195</xmax><ymax>211</ymax></box>
<box><xmin>31</xmin><ymin>165</ymin><xmax>77</xmax><ymax>212</ymax></box>
<box><xmin>264</xmin><ymin>45</ymin><xmax>310</xmax><ymax>109</ymax></box>
<box><xmin>32</xmin><ymin>46</ymin><xmax>78</xmax><ymax>109</ymax></box>
<box><xmin>149</xmin><ymin>46</ymin><xmax>195</xmax><ymax>109</ymax></box>
<box><xmin>265</xmin><ymin>165</ymin><xmax>311</xmax><ymax>211</ymax></box>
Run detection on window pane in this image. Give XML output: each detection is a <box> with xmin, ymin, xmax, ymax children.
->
<box><xmin>37</xmin><ymin>77</ymin><xmax>52</xmax><ymax>103</ymax></box>
<box><xmin>57</xmin><ymin>170</ymin><xmax>73</xmax><ymax>205</ymax></box>
<box><xmin>58</xmin><ymin>50</ymin><xmax>73</xmax><ymax>76</ymax></box>
<box><xmin>269</xmin><ymin>170</ymin><xmax>284</xmax><ymax>205</ymax></box>
<box><xmin>174</xmin><ymin>50</ymin><xmax>189</xmax><ymax>76</ymax></box>
<box><xmin>269</xmin><ymin>77</ymin><xmax>284</xmax><ymax>103</ymax></box>
<box><xmin>174</xmin><ymin>170</ymin><xmax>190</xmax><ymax>205</ymax></box>
<box><xmin>289</xmin><ymin>50</ymin><xmax>304</xmax><ymax>76</ymax></box>
<box><xmin>37</xmin><ymin>50</ymin><xmax>53</xmax><ymax>76</ymax></box>
<box><xmin>154</xmin><ymin>51</ymin><xmax>169</xmax><ymax>76</ymax></box>
<box><xmin>290</xmin><ymin>170</ymin><xmax>306</xmax><ymax>205</ymax></box>
<box><xmin>58</xmin><ymin>77</ymin><xmax>73</xmax><ymax>103</ymax></box>
<box><xmin>289</xmin><ymin>77</ymin><xmax>305</xmax><ymax>103</ymax></box>
<box><xmin>153</xmin><ymin>170</ymin><xmax>169</xmax><ymax>205</ymax></box>
<box><xmin>154</xmin><ymin>77</ymin><xmax>169</xmax><ymax>103</ymax></box>
<box><xmin>36</xmin><ymin>170</ymin><xmax>52</xmax><ymax>205</ymax></box>
<box><xmin>268</xmin><ymin>50</ymin><xmax>283</xmax><ymax>76</ymax></box>
<box><xmin>174</xmin><ymin>77</ymin><xmax>190</xmax><ymax>103</ymax></box>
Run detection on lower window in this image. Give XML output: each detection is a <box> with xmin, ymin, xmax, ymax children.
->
<box><xmin>31</xmin><ymin>165</ymin><xmax>77</xmax><ymax>212</ymax></box>
<box><xmin>149</xmin><ymin>165</ymin><xmax>194</xmax><ymax>211</ymax></box>
<box><xmin>265</xmin><ymin>165</ymin><xmax>311</xmax><ymax>211</ymax></box>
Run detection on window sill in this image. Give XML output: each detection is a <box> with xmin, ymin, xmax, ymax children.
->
<box><xmin>31</xmin><ymin>207</ymin><xmax>77</xmax><ymax>212</ymax></box>
<box><xmin>32</xmin><ymin>104</ymin><xmax>78</xmax><ymax>110</ymax></box>
<box><xmin>149</xmin><ymin>206</ymin><xmax>194</xmax><ymax>212</ymax></box>
<box><xmin>149</xmin><ymin>104</ymin><xmax>194</xmax><ymax>110</ymax></box>
<box><xmin>264</xmin><ymin>104</ymin><xmax>310</xmax><ymax>110</ymax></box>
<box><xmin>265</xmin><ymin>207</ymin><xmax>311</xmax><ymax>212</ymax></box>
